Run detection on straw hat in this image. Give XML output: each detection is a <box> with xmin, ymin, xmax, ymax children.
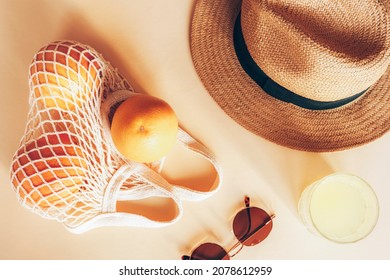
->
<box><xmin>190</xmin><ymin>0</ymin><xmax>390</xmax><ymax>152</ymax></box>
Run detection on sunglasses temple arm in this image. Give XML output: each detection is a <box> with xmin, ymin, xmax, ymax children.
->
<box><xmin>240</xmin><ymin>213</ymin><xmax>275</xmax><ymax>244</ymax></box>
<box><xmin>227</xmin><ymin>241</ymin><xmax>244</xmax><ymax>258</ymax></box>
<box><xmin>217</xmin><ymin>214</ymin><xmax>275</xmax><ymax>260</ymax></box>
<box><xmin>245</xmin><ymin>196</ymin><xmax>250</xmax><ymax>208</ymax></box>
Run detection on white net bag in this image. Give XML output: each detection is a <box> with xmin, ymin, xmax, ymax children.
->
<box><xmin>10</xmin><ymin>40</ymin><xmax>222</xmax><ymax>233</ymax></box>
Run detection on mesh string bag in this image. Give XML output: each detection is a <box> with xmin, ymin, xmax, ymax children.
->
<box><xmin>10</xmin><ymin>40</ymin><xmax>222</xmax><ymax>234</ymax></box>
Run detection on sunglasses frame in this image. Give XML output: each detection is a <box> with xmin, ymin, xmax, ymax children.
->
<box><xmin>182</xmin><ymin>196</ymin><xmax>275</xmax><ymax>260</ymax></box>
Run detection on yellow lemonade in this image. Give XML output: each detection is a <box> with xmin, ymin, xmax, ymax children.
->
<box><xmin>298</xmin><ymin>173</ymin><xmax>379</xmax><ymax>243</ymax></box>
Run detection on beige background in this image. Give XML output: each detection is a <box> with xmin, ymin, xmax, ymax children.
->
<box><xmin>1</xmin><ymin>0</ymin><xmax>389</xmax><ymax>260</ymax></box>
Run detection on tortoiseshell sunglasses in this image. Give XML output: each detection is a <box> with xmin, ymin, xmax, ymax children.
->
<box><xmin>182</xmin><ymin>196</ymin><xmax>274</xmax><ymax>260</ymax></box>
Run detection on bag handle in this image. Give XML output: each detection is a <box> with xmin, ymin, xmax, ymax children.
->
<box><xmin>170</xmin><ymin>128</ymin><xmax>222</xmax><ymax>200</ymax></box>
<box><xmin>66</xmin><ymin>162</ymin><xmax>184</xmax><ymax>234</ymax></box>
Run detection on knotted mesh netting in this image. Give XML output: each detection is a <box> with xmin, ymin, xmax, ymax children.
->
<box><xmin>10</xmin><ymin>40</ymin><xmax>221</xmax><ymax>233</ymax></box>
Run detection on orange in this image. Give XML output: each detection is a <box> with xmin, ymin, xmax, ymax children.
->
<box><xmin>11</xmin><ymin>133</ymin><xmax>87</xmax><ymax>209</ymax></box>
<box><xmin>29</xmin><ymin>41</ymin><xmax>102</xmax><ymax>110</ymax></box>
<box><xmin>110</xmin><ymin>93</ymin><xmax>179</xmax><ymax>163</ymax></box>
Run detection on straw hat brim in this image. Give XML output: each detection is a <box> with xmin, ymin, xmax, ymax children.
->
<box><xmin>190</xmin><ymin>0</ymin><xmax>390</xmax><ymax>152</ymax></box>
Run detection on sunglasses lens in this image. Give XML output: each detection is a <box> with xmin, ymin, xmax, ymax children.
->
<box><xmin>233</xmin><ymin>207</ymin><xmax>273</xmax><ymax>246</ymax></box>
<box><xmin>190</xmin><ymin>242</ymin><xmax>230</xmax><ymax>260</ymax></box>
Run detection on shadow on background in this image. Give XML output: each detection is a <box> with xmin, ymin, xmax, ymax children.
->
<box><xmin>0</xmin><ymin>0</ymin><xmax>63</xmax><ymax>170</ymax></box>
<box><xmin>59</xmin><ymin>11</ymin><xmax>145</xmax><ymax>93</ymax></box>
<box><xmin>228</xmin><ymin>133</ymin><xmax>335</xmax><ymax>219</ymax></box>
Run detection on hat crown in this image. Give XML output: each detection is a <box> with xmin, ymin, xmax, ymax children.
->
<box><xmin>241</xmin><ymin>0</ymin><xmax>390</xmax><ymax>101</ymax></box>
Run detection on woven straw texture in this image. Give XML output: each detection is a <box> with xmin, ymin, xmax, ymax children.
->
<box><xmin>190</xmin><ymin>0</ymin><xmax>390</xmax><ymax>152</ymax></box>
<box><xmin>10</xmin><ymin>40</ymin><xmax>221</xmax><ymax>233</ymax></box>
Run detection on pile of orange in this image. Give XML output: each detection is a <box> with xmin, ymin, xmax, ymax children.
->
<box><xmin>12</xmin><ymin>41</ymin><xmax>179</xmax><ymax>214</ymax></box>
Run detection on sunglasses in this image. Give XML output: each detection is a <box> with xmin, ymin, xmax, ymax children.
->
<box><xmin>182</xmin><ymin>196</ymin><xmax>275</xmax><ymax>260</ymax></box>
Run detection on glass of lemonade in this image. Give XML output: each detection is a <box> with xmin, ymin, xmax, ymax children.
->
<box><xmin>298</xmin><ymin>173</ymin><xmax>379</xmax><ymax>243</ymax></box>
